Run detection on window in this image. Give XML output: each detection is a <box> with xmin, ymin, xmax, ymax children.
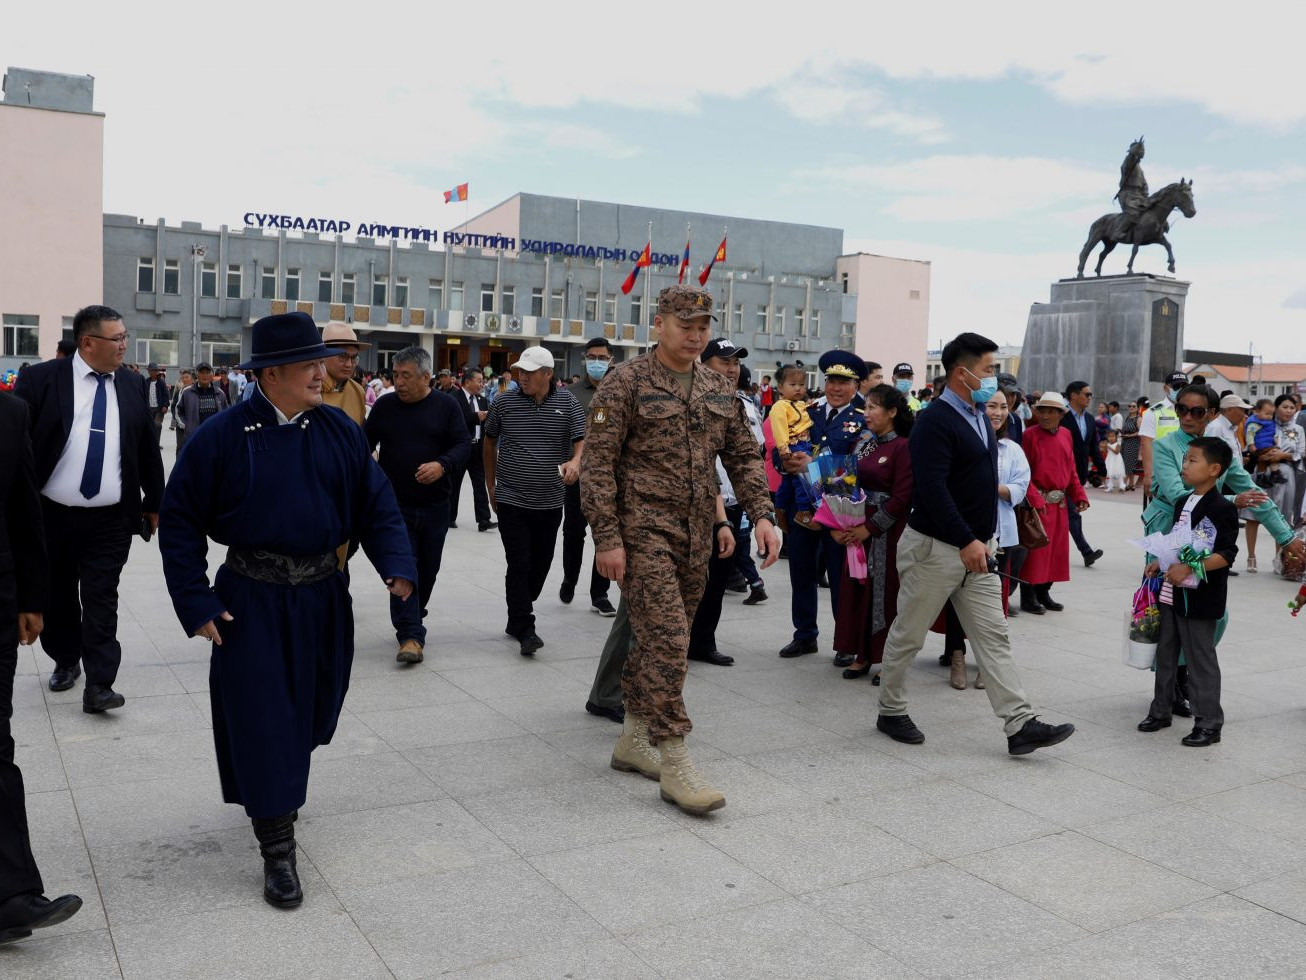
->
<box><xmin>756</xmin><ymin>306</ymin><xmax>768</xmax><ymax>333</ymax></box>
<box><xmin>775</xmin><ymin>307</ymin><xmax>786</xmax><ymax>335</ymax></box>
<box><xmin>394</xmin><ymin>277</ymin><xmax>409</xmax><ymax>308</ymax></box>
<box><xmin>200</xmin><ymin>262</ymin><xmax>217</xmax><ymax>298</ymax></box>
<box><xmin>584</xmin><ymin>290</ymin><xmax>597</xmax><ymax>321</ymax></box>
<box><xmin>840</xmin><ymin>272</ymin><xmax>848</xmax><ymax>294</ymax></box>
<box><xmin>134</xmin><ymin>330</ymin><xmax>178</xmax><ymax>366</ymax></box>
<box><xmin>603</xmin><ymin>293</ymin><xmax>616</xmax><ymax>324</ymax></box>
<box><xmin>630</xmin><ymin>296</ymin><xmax>642</xmax><ymax>325</ymax></box>
<box><xmin>795</xmin><ymin>308</ymin><xmax>806</xmax><ymax>337</ymax></box>
<box><xmin>481</xmin><ymin>284</ymin><xmax>495</xmax><ymax>313</ymax></box>
<box><xmin>550</xmin><ymin>289</ymin><xmax>564</xmax><ymax>318</ymax></box>
<box><xmin>163</xmin><ymin>259</ymin><xmax>180</xmax><ymax>295</ymax></box>
<box><xmin>450</xmin><ymin>282</ymin><xmax>464</xmax><ymax>310</ymax></box>
<box><xmin>285</xmin><ymin>268</ymin><xmax>300</xmax><ymax>303</ymax></box>
<box><xmin>840</xmin><ymin>321</ymin><xmax>855</xmax><ymax>338</ymax></box>
<box><xmin>429</xmin><ymin>279</ymin><xmax>443</xmax><ymax>309</ymax></box>
<box><xmin>811</xmin><ymin>310</ymin><xmax>821</xmax><ymax>338</ymax></box>
<box><xmin>341</xmin><ymin>273</ymin><xmax>355</xmax><ymax>305</ymax></box>
<box><xmin>318</xmin><ymin>272</ymin><xmax>332</xmax><ymax>303</ymax></box>
<box><xmin>530</xmin><ymin>287</ymin><xmax>544</xmax><ymax>317</ymax></box>
<box><xmin>137</xmin><ymin>258</ymin><xmax>155</xmax><ymax>293</ymax></box>
<box><xmin>502</xmin><ymin>287</ymin><xmax>515</xmax><ymax>316</ymax></box>
<box><xmin>62</xmin><ymin>317</ymin><xmax>74</xmax><ymax>345</ymax></box>
<box><xmin>260</xmin><ymin>267</ymin><xmax>276</xmax><ymax>300</ymax></box>
<box><xmin>1</xmin><ymin>314</ymin><xmax>39</xmax><ymax>358</ymax></box>
<box><xmin>372</xmin><ymin>275</ymin><xmax>387</xmax><ymax>307</ymax></box>
<box><xmin>226</xmin><ymin>264</ymin><xmax>242</xmax><ymax>299</ymax></box>
<box><xmin>201</xmin><ymin>332</ymin><xmax>242</xmax><ymax>368</ymax></box>
<box><xmin>909</xmin><ymin>289</ymin><xmax>921</xmax><ymax>300</ymax></box>
<box><xmin>733</xmin><ymin>304</ymin><xmax>743</xmax><ymax>333</ymax></box>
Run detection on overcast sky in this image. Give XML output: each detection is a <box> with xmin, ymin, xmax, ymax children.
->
<box><xmin>8</xmin><ymin>1</ymin><xmax>1304</xmax><ymax>359</ymax></box>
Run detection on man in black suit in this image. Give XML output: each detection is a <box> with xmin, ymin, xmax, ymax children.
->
<box><xmin>448</xmin><ymin>370</ymin><xmax>495</xmax><ymax>532</ymax></box>
<box><xmin>0</xmin><ymin>392</ymin><xmax>83</xmax><ymax>944</ymax></box>
<box><xmin>144</xmin><ymin>362</ymin><xmax>171</xmax><ymax>446</ymax></box>
<box><xmin>13</xmin><ymin>305</ymin><xmax>166</xmax><ymax>713</ymax></box>
<box><xmin>1060</xmin><ymin>380</ymin><xmax>1104</xmax><ymax>566</ymax></box>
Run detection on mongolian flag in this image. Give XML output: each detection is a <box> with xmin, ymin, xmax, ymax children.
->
<box><xmin>621</xmin><ymin>242</ymin><xmax>652</xmax><ymax>295</ymax></box>
<box><xmin>678</xmin><ymin>238</ymin><xmax>691</xmax><ymax>284</ymax></box>
<box><xmin>443</xmin><ymin>182</ymin><xmax>469</xmax><ymax>203</ymax></box>
<box><xmin>698</xmin><ymin>236</ymin><xmax>727</xmax><ymax>286</ymax></box>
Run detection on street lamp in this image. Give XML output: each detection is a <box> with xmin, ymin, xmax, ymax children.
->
<box><xmin>190</xmin><ymin>244</ymin><xmax>207</xmax><ymax>368</ymax></box>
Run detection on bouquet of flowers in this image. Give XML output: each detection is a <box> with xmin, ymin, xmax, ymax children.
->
<box><xmin>1124</xmin><ymin>573</ymin><xmax>1163</xmax><ymax>668</ymax></box>
<box><xmin>0</xmin><ymin>370</ymin><xmax>16</xmax><ymax>392</ymax></box>
<box><xmin>1290</xmin><ymin>583</ymin><xmax>1306</xmax><ymax>618</ymax></box>
<box><xmin>806</xmin><ymin>450</ymin><xmax>869</xmax><ymax>582</ymax></box>
<box><xmin>1128</xmin><ymin>517</ymin><xmax>1218</xmax><ymax>590</ymax></box>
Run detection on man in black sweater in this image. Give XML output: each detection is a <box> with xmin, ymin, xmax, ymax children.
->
<box><xmin>875</xmin><ymin>333</ymin><xmax>1075</xmax><ymax>756</ymax></box>
<box><xmin>364</xmin><ymin>346</ymin><xmax>471</xmax><ymax>665</ymax></box>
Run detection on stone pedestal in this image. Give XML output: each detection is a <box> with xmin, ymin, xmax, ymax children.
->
<box><xmin>1017</xmin><ymin>274</ymin><xmax>1189</xmax><ymax>404</ymax></box>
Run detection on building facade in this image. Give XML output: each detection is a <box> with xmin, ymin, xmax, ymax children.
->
<box><xmin>103</xmin><ymin>194</ymin><xmax>932</xmax><ymax>383</ymax></box>
<box><xmin>0</xmin><ymin>68</ymin><xmax>103</xmax><ymax>373</ymax></box>
<box><xmin>836</xmin><ymin>252</ymin><xmax>931</xmax><ymax>383</ymax></box>
<box><xmin>1182</xmin><ymin>361</ymin><xmax>1306</xmax><ymax>401</ymax></box>
<box><xmin>924</xmin><ymin>344</ymin><xmax>1023</xmax><ymax>391</ymax></box>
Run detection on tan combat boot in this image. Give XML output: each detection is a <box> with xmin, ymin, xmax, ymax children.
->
<box><xmin>396</xmin><ymin>639</ymin><xmax>424</xmax><ymax>664</ymax></box>
<box><xmin>658</xmin><ymin>737</ymin><xmax>725</xmax><ymax>815</ymax></box>
<box><xmin>610</xmin><ymin>715</ymin><xmax>662</xmax><ymax>780</ymax></box>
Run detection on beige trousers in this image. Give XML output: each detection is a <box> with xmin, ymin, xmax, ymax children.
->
<box><xmin>877</xmin><ymin>527</ymin><xmax>1035</xmax><ymax>736</ymax></box>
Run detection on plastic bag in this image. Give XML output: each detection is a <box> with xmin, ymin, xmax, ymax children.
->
<box><xmin>1273</xmin><ymin>524</ymin><xmax>1306</xmax><ymax>582</ymax></box>
<box><xmin>1123</xmin><ymin>575</ymin><xmax>1162</xmax><ymax>669</ymax></box>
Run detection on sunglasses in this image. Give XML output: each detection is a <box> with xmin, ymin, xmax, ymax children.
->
<box><xmin>1174</xmin><ymin>404</ymin><xmax>1210</xmax><ymax>418</ymax></box>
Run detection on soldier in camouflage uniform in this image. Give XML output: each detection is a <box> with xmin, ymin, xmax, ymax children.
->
<box><xmin>581</xmin><ymin>284</ymin><xmax>779</xmax><ymax>815</ymax></box>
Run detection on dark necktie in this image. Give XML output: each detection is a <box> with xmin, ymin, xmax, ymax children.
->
<box><xmin>80</xmin><ymin>372</ymin><xmax>111</xmax><ymax>499</ymax></box>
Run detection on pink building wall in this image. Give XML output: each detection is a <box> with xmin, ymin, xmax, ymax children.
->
<box><xmin>0</xmin><ymin>101</ymin><xmax>103</xmax><ymax>359</ymax></box>
<box><xmin>837</xmin><ymin>252</ymin><xmax>931</xmax><ymax>377</ymax></box>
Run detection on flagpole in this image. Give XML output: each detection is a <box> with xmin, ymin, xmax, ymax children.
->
<box><xmin>644</xmin><ymin>219</ymin><xmax>653</xmax><ymax>345</ymax></box>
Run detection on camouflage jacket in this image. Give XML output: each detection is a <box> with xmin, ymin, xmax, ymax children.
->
<box><xmin>580</xmin><ymin>350</ymin><xmax>771</xmax><ymax>558</ymax></box>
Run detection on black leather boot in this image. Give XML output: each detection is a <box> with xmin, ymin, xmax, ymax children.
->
<box><xmin>251</xmin><ymin>814</ymin><xmax>303</xmax><ymax>908</ymax></box>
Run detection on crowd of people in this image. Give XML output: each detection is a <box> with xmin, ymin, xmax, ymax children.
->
<box><xmin>2</xmin><ymin>294</ymin><xmax>1305</xmax><ymax>941</ymax></box>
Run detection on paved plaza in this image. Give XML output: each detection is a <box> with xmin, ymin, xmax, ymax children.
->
<box><xmin>6</xmin><ymin>456</ymin><xmax>1306</xmax><ymax>978</ymax></box>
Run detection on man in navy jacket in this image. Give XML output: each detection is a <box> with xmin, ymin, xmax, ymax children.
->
<box><xmin>874</xmin><ymin>333</ymin><xmax>1075</xmax><ymax>756</ymax></box>
<box><xmin>1060</xmin><ymin>380</ymin><xmax>1104</xmax><ymax>566</ymax></box>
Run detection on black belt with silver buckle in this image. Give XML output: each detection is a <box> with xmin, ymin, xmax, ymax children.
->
<box><xmin>225</xmin><ymin>548</ymin><xmax>337</xmax><ymax>585</ymax></box>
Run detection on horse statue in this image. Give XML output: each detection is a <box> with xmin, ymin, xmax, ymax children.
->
<box><xmin>1076</xmin><ymin>179</ymin><xmax>1196</xmax><ymax>277</ymax></box>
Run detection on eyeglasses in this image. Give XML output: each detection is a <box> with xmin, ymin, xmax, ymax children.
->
<box><xmin>88</xmin><ymin>333</ymin><xmax>128</xmax><ymax>345</ymax></box>
<box><xmin>1174</xmin><ymin>404</ymin><xmax>1209</xmax><ymax>418</ymax></box>
<box><xmin>333</xmin><ymin>353</ymin><xmax>360</xmax><ymax>363</ymax></box>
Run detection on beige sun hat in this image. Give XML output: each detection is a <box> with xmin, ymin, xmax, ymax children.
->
<box><xmin>1033</xmin><ymin>392</ymin><xmax>1068</xmax><ymax>412</ymax></box>
<box><xmin>320</xmin><ymin>321</ymin><xmax>371</xmax><ymax>349</ymax></box>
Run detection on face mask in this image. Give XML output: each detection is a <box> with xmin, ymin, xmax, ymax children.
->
<box><xmin>895</xmin><ymin>378</ymin><xmax>912</xmax><ymax>393</ymax></box>
<box><xmin>585</xmin><ymin>360</ymin><xmax>609</xmax><ymax>380</ymax></box>
<box><xmin>963</xmin><ymin>366</ymin><xmax>999</xmax><ymax>403</ymax></box>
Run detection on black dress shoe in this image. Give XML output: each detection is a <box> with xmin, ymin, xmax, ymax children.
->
<box><xmin>585</xmin><ymin>700</ymin><xmax>625</xmax><ymax>723</ymax></box>
<box><xmin>519</xmin><ymin>632</ymin><xmax>544</xmax><ymax>657</ymax></box>
<box><xmin>251</xmin><ymin>815</ymin><xmax>302</xmax><ymax>908</ymax></box>
<box><xmin>877</xmin><ymin>714</ymin><xmax>925</xmax><ymax>744</ymax></box>
<box><xmin>1172</xmin><ymin>698</ymin><xmax>1193</xmax><ymax>718</ymax></box>
<box><xmin>1137</xmin><ymin>715</ymin><xmax>1172</xmax><ymax>732</ymax></box>
<box><xmin>741</xmin><ymin>585</ymin><xmax>768</xmax><ymax>605</ymax></box>
<box><xmin>1036</xmin><ymin>592</ymin><xmax>1065</xmax><ymax>612</ymax></box>
<box><xmin>688</xmin><ymin>648</ymin><xmax>735</xmax><ymax>667</ymax></box>
<box><xmin>778</xmin><ymin>638</ymin><xmax>818</xmax><ymax>659</ymax></box>
<box><xmin>82</xmin><ymin>685</ymin><xmax>125</xmax><ymax>714</ymax></box>
<box><xmin>1007</xmin><ymin>716</ymin><xmax>1075</xmax><ymax>755</ymax></box>
<box><xmin>937</xmin><ymin>651</ymin><xmax>951</xmax><ymax>667</ymax></box>
<box><xmin>1182</xmin><ymin>727</ymin><xmax>1221</xmax><ymax>747</ymax></box>
<box><xmin>833</xmin><ymin>652</ymin><xmax>855</xmax><ymax>668</ymax></box>
<box><xmin>1018</xmin><ymin>599</ymin><xmax>1045</xmax><ymax>615</ymax></box>
<box><xmin>0</xmin><ymin>892</ymin><xmax>83</xmax><ymax>944</ymax></box>
<box><xmin>591</xmin><ymin>597</ymin><xmax>617</xmax><ymax>617</ymax></box>
<box><xmin>478</xmin><ymin>521</ymin><xmax>498</xmax><ymax>532</ymax></box>
<box><xmin>1083</xmin><ymin>548</ymin><xmax>1104</xmax><ymax>567</ymax></box>
<box><xmin>48</xmin><ymin>664</ymin><xmax>81</xmax><ymax>692</ymax></box>
<box><xmin>559</xmin><ymin>581</ymin><xmax>576</xmax><ymax>604</ymax></box>
<box><xmin>448</xmin><ymin>522</ymin><xmax>458</xmax><ymax>529</ymax></box>
<box><xmin>842</xmin><ymin>661</ymin><xmax>872</xmax><ymax>680</ymax></box>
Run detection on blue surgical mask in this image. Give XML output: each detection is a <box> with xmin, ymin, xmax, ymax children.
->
<box><xmin>585</xmin><ymin>359</ymin><xmax>609</xmax><ymax>381</ymax></box>
<box><xmin>963</xmin><ymin>366</ymin><xmax>999</xmax><ymax>403</ymax></box>
<box><xmin>895</xmin><ymin>378</ymin><xmax>912</xmax><ymax>393</ymax></box>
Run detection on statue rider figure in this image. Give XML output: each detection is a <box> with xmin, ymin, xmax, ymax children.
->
<box><xmin>1114</xmin><ymin>137</ymin><xmax>1148</xmax><ymax>235</ymax></box>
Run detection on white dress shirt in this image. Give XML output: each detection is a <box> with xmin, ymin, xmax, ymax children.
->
<box><xmin>43</xmin><ymin>352</ymin><xmax>123</xmax><ymax>507</ymax></box>
<box><xmin>464</xmin><ymin>388</ymin><xmax>482</xmax><ymax>442</ymax></box>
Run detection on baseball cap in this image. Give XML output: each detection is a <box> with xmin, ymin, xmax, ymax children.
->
<box><xmin>513</xmin><ymin>347</ymin><xmax>555</xmax><ymax>372</ymax></box>
<box><xmin>1219</xmin><ymin>394</ymin><xmax>1252</xmax><ymax>410</ymax></box>
<box><xmin>893</xmin><ymin>362</ymin><xmax>914</xmax><ymax>376</ymax></box>
<box><xmin>657</xmin><ymin>285</ymin><xmax>717</xmax><ymax>321</ymax></box>
<box><xmin>195</xmin><ymin>361</ymin><xmax>213</xmax><ymax>373</ymax></box>
<box><xmin>1165</xmin><ymin>371</ymin><xmax>1189</xmax><ymax>389</ymax></box>
<box><xmin>147</xmin><ymin>362</ymin><xmax>160</xmax><ymax>372</ymax></box>
<box><xmin>701</xmin><ymin>338</ymin><xmax>749</xmax><ymax>362</ymax></box>
<box><xmin>437</xmin><ymin>368</ymin><xmax>452</xmax><ymax>377</ymax></box>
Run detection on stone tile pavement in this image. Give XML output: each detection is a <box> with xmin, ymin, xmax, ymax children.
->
<box><xmin>6</xmin><ymin>466</ymin><xmax>1306</xmax><ymax>977</ymax></box>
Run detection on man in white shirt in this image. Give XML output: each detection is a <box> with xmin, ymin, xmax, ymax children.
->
<box><xmin>1205</xmin><ymin>394</ymin><xmax>1250</xmax><ymax>457</ymax></box>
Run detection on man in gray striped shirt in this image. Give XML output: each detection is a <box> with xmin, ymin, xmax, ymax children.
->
<box><xmin>482</xmin><ymin>346</ymin><xmax>586</xmax><ymax>656</ymax></box>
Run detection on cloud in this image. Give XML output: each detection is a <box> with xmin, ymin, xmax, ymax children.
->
<box><xmin>1282</xmin><ymin>288</ymin><xmax>1306</xmax><ymax>309</ymax></box>
<box><xmin>772</xmin><ymin>69</ymin><xmax>947</xmax><ymax>143</ymax></box>
<box><xmin>532</xmin><ymin>124</ymin><xmax>639</xmax><ymax>160</ymax></box>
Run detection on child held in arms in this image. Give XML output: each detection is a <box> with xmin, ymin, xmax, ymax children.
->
<box><xmin>1140</xmin><ymin>437</ymin><xmax>1239</xmax><ymax>747</ymax></box>
<box><xmin>770</xmin><ymin>364</ymin><xmax>815</xmax><ymax>528</ymax></box>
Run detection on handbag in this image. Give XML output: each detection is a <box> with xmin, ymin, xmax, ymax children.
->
<box><xmin>1015</xmin><ymin>502</ymin><xmax>1048</xmax><ymax>550</ymax></box>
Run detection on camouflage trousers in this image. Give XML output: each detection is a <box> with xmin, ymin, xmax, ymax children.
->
<box><xmin>622</xmin><ymin>545</ymin><xmax>710</xmax><ymax>741</ymax></box>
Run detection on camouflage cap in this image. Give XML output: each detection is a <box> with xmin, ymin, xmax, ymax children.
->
<box><xmin>657</xmin><ymin>284</ymin><xmax>718</xmax><ymax>321</ymax></box>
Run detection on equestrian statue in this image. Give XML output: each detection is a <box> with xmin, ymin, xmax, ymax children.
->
<box><xmin>1076</xmin><ymin>137</ymin><xmax>1196</xmax><ymax>277</ymax></box>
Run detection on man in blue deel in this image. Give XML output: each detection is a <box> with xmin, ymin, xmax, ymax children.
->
<box><xmin>159</xmin><ymin>313</ymin><xmax>415</xmax><ymax>909</ymax></box>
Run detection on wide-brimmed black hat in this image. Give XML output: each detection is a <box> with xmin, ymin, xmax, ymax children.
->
<box><xmin>239</xmin><ymin>312</ymin><xmax>345</xmax><ymax>370</ymax></box>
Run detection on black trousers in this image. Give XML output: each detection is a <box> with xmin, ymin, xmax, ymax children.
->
<box><xmin>449</xmin><ymin>441</ymin><xmax>491</xmax><ymax>526</ymax></box>
<box><xmin>39</xmin><ymin>500</ymin><xmax>132</xmax><ymax>687</ymax></box>
<box><xmin>390</xmin><ymin>501</ymin><xmax>451</xmax><ymax>647</ymax></box>
<box><xmin>561</xmin><ymin>481</ymin><xmax>610</xmax><ymax>602</ymax></box>
<box><xmin>1</xmin><ymin>617</ymin><xmax>43</xmax><ymax>903</ymax></box>
<box><xmin>497</xmin><ymin>501</ymin><xmax>563</xmax><ymax>637</ymax></box>
<box><xmin>689</xmin><ymin>505</ymin><xmax>742</xmax><ymax>656</ymax></box>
